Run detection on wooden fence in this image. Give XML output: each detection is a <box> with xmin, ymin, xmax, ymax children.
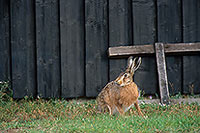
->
<box><xmin>0</xmin><ymin>0</ymin><xmax>200</xmax><ymax>98</ymax></box>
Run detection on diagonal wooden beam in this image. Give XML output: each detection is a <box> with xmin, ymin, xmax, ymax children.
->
<box><xmin>155</xmin><ymin>43</ymin><xmax>169</xmax><ymax>104</ymax></box>
<box><xmin>108</xmin><ymin>42</ymin><xmax>200</xmax><ymax>57</ymax></box>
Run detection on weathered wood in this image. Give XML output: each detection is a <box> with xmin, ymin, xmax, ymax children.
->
<box><xmin>85</xmin><ymin>0</ymin><xmax>108</xmax><ymax>97</ymax></box>
<box><xmin>0</xmin><ymin>0</ymin><xmax>10</xmax><ymax>81</ymax></box>
<box><xmin>139</xmin><ymin>98</ymin><xmax>200</xmax><ymax>105</ymax></box>
<box><xmin>132</xmin><ymin>0</ymin><xmax>157</xmax><ymax>95</ymax></box>
<box><xmin>183</xmin><ymin>0</ymin><xmax>200</xmax><ymax>94</ymax></box>
<box><xmin>109</xmin><ymin>43</ymin><xmax>200</xmax><ymax>57</ymax></box>
<box><xmin>11</xmin><ymin>0</ymin><xmax>36</xmax><ymax>98</ymax></box>
<box><xmin>109</xmin><ymin>0</ymin><xmax>132</xmax><ymax>81</ymax></box>
<box><xmin>66</xmin><ymin>98</ymin><xmax>200</xmax><ymax>105</ymax></box>
<box><xmin>157</xmin><ymin>0</ymin><xmax>182</xmax><ymax>95</ymax></box>
<box><xmin>60</xmin><ymin>0</ymin><xmax>84</xmax><ymax>98</ymax></box>
<box><xmin>109</xmin><ymin>45</ymin><xmax>154</xmax><ymax>57</ymax></box>
<box><xmin>165</xmin><ymin>43</ymin><xmax>200</xmax><ymax>53</ymax></box>
<box><xmin>36</xmin><ymin>0</ymin><xmax>60</xmax><ymax>98</ymax></box>
<box><xmin>138</xmin><ymin>99</ymin><xmax>160</xmax><ymax>104</ymax></box>
<box><xmin>170</xmin><ymin>98</ymin><xmax>200</xmax><ymax>104</ymax></box>
<box><xmin>155</xmin><ymin>43</ymin><xmax>169</xmax><ymax>104</ymax></box>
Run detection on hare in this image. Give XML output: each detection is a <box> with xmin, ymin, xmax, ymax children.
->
<box><xmin>96</xmin><ymin>56</ymin><xmax>143</xmax><ymax>116</ymax></box>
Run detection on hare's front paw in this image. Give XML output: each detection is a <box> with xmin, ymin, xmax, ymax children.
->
<box><xmin>143</xmin><ymin>115</ymin><xmax>148</xmax><ymax>119</ymax></box>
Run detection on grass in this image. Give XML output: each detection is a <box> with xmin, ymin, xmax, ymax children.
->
<box><xmin>1</xmin><ymin>98</ymin><xmax>200</xmax><ymax>132</ymax></box>
<box><xmin>0</xmin><ymin>82</ymin><xmax>200</xmax><ymax>132</ymax></box>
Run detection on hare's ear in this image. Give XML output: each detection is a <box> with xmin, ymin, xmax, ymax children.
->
<box><xmin>131</xmin><ymin>57</ymin><xmax>142</xmax><ymax>74</ymax></box>
<box><xmin>127</xmin><ymin>56</ymin><xmax>133</xmax><ymax>69</ymax></box>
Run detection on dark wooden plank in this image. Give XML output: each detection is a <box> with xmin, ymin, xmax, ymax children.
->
<box><xmin>85</xmin><ymin>0</ymin><xmax>108</xmax><ymax>97</ymax></box>
<box><xmin>132</xmin><ymin>0</ymin><xmax>157</xmax><ymax>95</ymax></box>
<box><xmin>109</xmin><ymin>0</ymin><xmax>132</xmax><ymax>81</ymax></box>
<box><xmin>36</xmin><ymin>0</ymin><xmax>60</xmax><ymax>98</ymax></box>
<box><xmin>108</xmin><ymin>43</ymin><xmax>200</xmax><ymax>57</ymax></box>
<box><xmin>183</xmin><ymin>0</ymin><xmax>200</xmax><ymax>94</ymax></box>
<box><xmin>10</xmin><ymin>0</ymin><xmax>36</xmax><ymax>98</ymax></box>
<box><xmin>0</xmin><ymin>0</ymin><xmax>10</xmax><ymax>81</ymax></box>
<box><xmin>155</xmin><ymin>43</ymin><xmax>169</xmax><ymax>104</ymax></box>
<box><xmin>157</xmin><ymin>0</ymin><xmax>182</xmax><ymax>95</ymax></box>
<box><xmin>60</xmin><ymin>0</ymin><xmax>85</xmax><ymax>98</ymax></box>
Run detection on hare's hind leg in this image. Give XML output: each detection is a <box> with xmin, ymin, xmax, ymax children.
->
<box><xmin>106</xmin><ymin>105</ymin><xmax>112</xmax><ymax>115</ymax></box>
<box><xmin>115</xmin><ymin>104</ymin><xmax>125</xmax><ymax>115</ymax></box>
<box><xmin>107</xmin><ymin>105</ymin><xmax>118</xmax><ymax>115</ymax></box>
<box><xmin>134</xmin><ymin>100</ymin><xmax>144</xmax><ymax>117</ymax></box>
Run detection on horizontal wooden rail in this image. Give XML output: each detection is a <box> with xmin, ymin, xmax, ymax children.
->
<box><xmin>108</xmin><ymin>42</ymin><xmax>200</xmax><ymax>57</ymax></box>
<box><xmin>138</xmin><ymin>98</ymin><xmax>200</xmax><ymax>105</ymax></box>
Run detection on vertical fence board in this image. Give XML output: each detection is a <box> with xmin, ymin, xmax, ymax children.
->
<box><xmin>157</xmin><ymin>0</ymin><xmax>182</xmax><ymax>95</ymax></box>
<box><xmin>11</xmin><ymin>0</ymin><xmax>36</xmax><ymax>98</ymax></box>
<box><xmin>85</xmin><ymin>0</ymin><xmax>108</xmax><ymax>97</ymax></box>
<box><xmin>60</xmin><ymin>0</ymin><xmax>85</xmax><ymax>98</ymax></box>
<box><xmin>0</xmin><ymin>0</ymin><xmax>10</xmax><ymax>81</ymax></box>
<box><xmin>36</xmin><ymin>0</ymin><xmax>60</xmax><ymax>98</ymax></box>
<box><xmin>183</xmin><ymin>0</ymin><xmax>200</xmax><ymax>94</ymax></box>
<box><xmin>109</xmin><ymin>0</ymin><xmax>132</xmax><ymax>81</ymax></box>
<box><xmin>132</xmin><ymin>0</ymin><xmax>157</xmax><ymax>95</ymax></box>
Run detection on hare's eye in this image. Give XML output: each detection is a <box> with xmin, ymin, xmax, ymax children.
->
<box><xmin>124</xmin><ymin>73</ymin><xmax>128</xmax><ymax>77</ymax></box>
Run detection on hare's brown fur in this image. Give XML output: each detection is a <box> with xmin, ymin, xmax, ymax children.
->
<box><xmin>96</xmin><ymin>56</ymin><xmax>143</xmax><ymax>116</ymax></box>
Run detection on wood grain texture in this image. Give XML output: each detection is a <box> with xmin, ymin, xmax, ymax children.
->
<box><xmin>155</xmin><ymin>43</ymin><xmax>169</xmax><ymax>104</ymax></box>
<box><xmin>0</xmin><ymin>0</ymin><xmax>10</xmax><ymax>81</ymax></box>
<box><xmin>157</xmin><ymin>0</ymin><xmax>182</xmax><ymax>95</ymax></box>
<box><xmin>139</xmin><ymin>98</ymin><xmax>200</xmax><ymax>105</ymax></box>
<box><xmin>11</xmin><ymin>0</ymin><xmax>36</xmax><ymax>98</ymax></box>
<box><xmin>36</xmin><ymin>0</ymin><xmax>60</xmax><ymax>98</ymax></box>
<box><xmin>109</xmin><ymin>0</ymin><xmax>132</xmax><ymax>81</ymax></box>
<box><xmin>108</xmin><ymin>43</ymin><xmax>200</xmax><ymax>57</ymax></box>
<box><xmin>60</xmin><ymin>0</ymin><xmax>85</xmax><ymax>98</ymax></box>
<box><xmin>164</xmin><ymin>43</ymin><xmax>200</xmax><ymax>54</ymax></box>
<box><xmin>132</xmin><ymin>0</ymin><xmax>157</xmax><ymax>95</ymax></box>
<box><xmin>85</xmin><ymin>0</ymin><xmax>108</xmax><ymax>97</ymax></box>
<box><xmin>109</xmin><ymin>45</ymin><xmax>155</xmax><ymax>57</ymax></box>
<box><xmin>183</xmin><ymin>0</ymin><xmax>200</xmax><ymax>94</ymax></box>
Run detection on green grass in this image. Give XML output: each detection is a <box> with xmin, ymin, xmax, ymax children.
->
<box><xmin>1</xmin><ymin>82</ymin><xmax>200</xmax><ymax>132</ymax></box>
<box><xmin>0</xmin><ymin>98</ymin><xmax>200</xmax><ymax>132</ymax></box>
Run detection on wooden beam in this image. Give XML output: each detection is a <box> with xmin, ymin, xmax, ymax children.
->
<box><xmin>109</xmin><ymin>45</ymin><xmax>154</xmax><ymax>57</ymax></box>
<box><xmin>155</xmin><ymin>43</ymin><xmax>170</xmax><ymax>104</ymax></box>
<box><xmin>67</xmin><ymin>98</ymin><xmax>200</xmax><ymax>105</ymax></box>
<box><xmin>138</xmin><ymin>98</ymin><xmax>200</xmax><ymax>105</ymax></box>
<box><xmin>108</xmin><ymin>42</ymin><xmax>200</xmax><ymax>57</ymax></box>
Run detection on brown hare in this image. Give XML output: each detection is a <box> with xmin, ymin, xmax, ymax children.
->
<box><xmin>96</xmin><ymin>56</ymin><xmax>143</xmax><ymax>116</ymax></box>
